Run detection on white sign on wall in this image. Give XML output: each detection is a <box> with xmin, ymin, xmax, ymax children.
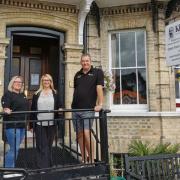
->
<box><xmin>165</xmin><ymin>20</ymin><xmax>180</xmax><ymax>66</ymax></box>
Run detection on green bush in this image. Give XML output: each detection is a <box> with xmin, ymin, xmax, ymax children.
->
<box><xmin>128</xmin><ymin>140</ymin><xmax>180</xmax><ymax>156</ymax></box>
<box><xmin>151</xmin><ymin>142</ymin><xmax>180</xmax><ymax>154</ymax></box>
<box><xmin>128</xmin><ymin>140</ymin><xmax>151</xmax><ymax>156</ymax></box>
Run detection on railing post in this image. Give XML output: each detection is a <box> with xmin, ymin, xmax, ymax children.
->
<box><xmin>124</xmin><ymin>154</ymin><xmax>130</xmax><ymax>180</ymax></box>
<box><xmin>99</xmin><ymin>109</ymin><xmax>109</xmax><ymax>163</ymax></box>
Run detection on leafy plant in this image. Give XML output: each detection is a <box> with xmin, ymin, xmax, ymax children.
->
<box><xmin>109</xmin><ymin>155</ymin><xmax>118</xmax><ymax>177</ymax></box>
<box><xmin>109</xmin><ymin>154</ymin><xmax>125</xmax><ymax>178</ymax></box>
<box><xmin>110</xmin><ymin>167</ymin><xmax>118</xmax><ymax>177</ymax></box>
<box><xmin>167</xmin><ymin>143</ymin><xmax>180</xmax><ymax>153</ymax></box>
<box><xmin>128</xmin><ymin>140</ymin><xmax>151</xmax><ymax>156</ymax></box>
<box><xmin>128</xmin><ymin>140</ymin><xmax>180</xmax><ymax>156</ymax></box>
<box><xmin>152</xmin><ymin>142</ymin><xmax>180</xmax><ymax>154</ymax></box>
<box><xmin>151</xmin><ymin>142</ymin><xmax>169</xmax><ymax>154</ymax></box>
<box><xmin>103</xmin><ymin>70</ymin><xmax>116</xmax><ymax>92</ymax></box>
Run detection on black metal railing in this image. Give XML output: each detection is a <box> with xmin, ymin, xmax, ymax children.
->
<box><xmin>0</xmin><ymin>109</ymin><xmax>110</xmax><ymax>179</ymax></box>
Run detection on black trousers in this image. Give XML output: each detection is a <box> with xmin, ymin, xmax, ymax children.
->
<box><xmin>35</xmin><ymin>125</ymin><xmax>56</xmax><ymax>168</ymax></box>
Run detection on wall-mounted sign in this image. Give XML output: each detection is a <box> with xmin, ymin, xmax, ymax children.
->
<box><xmin>165</xmin><ymin>20</ymin><xmax>180</xmax><ymax>66</ymax></box>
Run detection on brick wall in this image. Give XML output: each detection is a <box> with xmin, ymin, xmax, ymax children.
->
<box><xmin>87</xmin><ymin>3</ymin><xmax>180</xmax><ymax>152</ymax></box>
<box><xmin>107</xmin><ymin>116</ymin><xmax>161</xmax><ymax>153</ymax></box>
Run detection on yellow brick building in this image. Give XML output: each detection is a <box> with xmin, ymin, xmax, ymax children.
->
<box><xmin>0</xmin><ymin>0</ymin><xmax>180</xmax><ymax>154</ymax></box>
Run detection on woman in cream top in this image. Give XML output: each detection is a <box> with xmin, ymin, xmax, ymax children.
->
<box><xmin>31</xmin><ymin>74</ymin><xmax>61</xmax><ymax>168</ymax></box>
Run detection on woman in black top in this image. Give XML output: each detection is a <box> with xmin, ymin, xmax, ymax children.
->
<box><xmin>30</xmin><ymin>74</ymin><xmax>61</xmax><ymax>168</ymax></box>
<box><xmin>1</xmin><ymin>76</ymin><xmax>29</xmax><ymax>167</ymax></box>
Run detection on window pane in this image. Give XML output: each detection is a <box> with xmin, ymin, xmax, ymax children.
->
<box><xmin>175</xmin><ymin>68</ymin><xmax>180</xmax><ymax>98</ymax></box>
<box><xmin>110</xmin><ymin>30</ymin><xmax>147</xmax><ymax>107</ymax></box>
<box><xmin>175</xmin><ymin>82</ymin><xmax>180</xmax><ymax>99</ymax></box>
<box><xmin>138</xmin><ymin>69</ymin><xmax>147</xmax><ymax>104</ymax></box>
<box><xmin>112</xmin><ymin>69</ymin><xmax>121</xmax><ymax>104</ymax></box>
<box><xmin>111</xmin><ymin>34</ymin><xmax>119</xmax><ymax>68</ymax></box>
<box><xmin>120</xmin><ymin>32</ymin><xmax>136</xmax><ymax>67</ymax></box>
<box><xmin>12</xmin><ymin>57</ymin><xmax>20</xmax><ymax>77</ymax></box>
<box><xmin>121</xmin><ymin>69</ymin><xmax>137</xmax><ymax>104</ymax></box>
<box><xmin>29</xmin><ymin>59</ymin><xmax>41</xmax><ymax>90</ymax></box>
<box><xmin>137</xmin><ymin>31</ymin><xmax>145</xmax><ymax>66</ymax></box>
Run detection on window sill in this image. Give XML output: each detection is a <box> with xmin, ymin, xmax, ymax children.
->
<box><xmin>107</xmin><ymin>111</ymin><xmax>180</xmax><ymax>117</ymax></box>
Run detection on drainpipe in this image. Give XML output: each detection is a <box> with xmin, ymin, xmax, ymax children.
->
<box><xmin>151</xmin><ymin>0</ymin><xmax>158</xmax><ymax>33</ymax></box>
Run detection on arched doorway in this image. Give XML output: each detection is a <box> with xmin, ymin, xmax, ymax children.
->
<box><xmin>6</xmin><ymin>26</ymin><xmax>65</xmax><ymax>106</ymax></box>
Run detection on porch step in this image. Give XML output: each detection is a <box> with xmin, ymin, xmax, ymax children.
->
<box><xmin>26</xmin><ymin>164</ymin><xmax>109</xmax><ymax>180</ymax></box>
<box><xmin>15</xmin><ymin>146</ymin><xmax>79</xmax><ymax>169</ymax></box>
<box><xmin>0</xmin><ymin>164</ymin><xmax>109</xmax><ymax>180</ymax></box>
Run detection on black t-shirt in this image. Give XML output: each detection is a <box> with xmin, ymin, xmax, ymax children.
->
<box><xmin>72</xmin><ymin>66</ymin><xmax>104</xmax><ymax>109</ymax></box>
<box><xmin>1</xmin><ymin>91</ymin><xmax>29</xmax><ymax>128</ymax></box>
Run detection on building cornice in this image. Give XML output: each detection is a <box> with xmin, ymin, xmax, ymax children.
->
<box><xmin>100</xmin><ymin>2</ymin><xmax>177</xmax><ymax>16</ymax></box>
<box><xmin>0</xmin><ymin>0</ymin><xmax>79</xmax><ymax>14</ymax></box>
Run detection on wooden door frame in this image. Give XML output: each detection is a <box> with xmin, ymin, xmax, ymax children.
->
<box><xmin>6</xmin><ymin>26</ymin><xmax>65</xmax><ymax>106</ymax></box>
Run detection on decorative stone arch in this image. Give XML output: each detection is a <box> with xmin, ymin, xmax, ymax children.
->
<box><xmin>0</xmin><ymin>0</ymin><xmax>95</xmax><ymax>45</ymax></box>
<box><xmin>1</xmin><ymin>10</ymin><xmax>78</xmax><ymax>45</ymax></box>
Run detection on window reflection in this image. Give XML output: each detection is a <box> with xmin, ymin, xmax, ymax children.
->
<box><xmin>12</xmin><ymin>57</ymin><xmax>20</xmax><ymax>77</ymax></box>
<box><xmin>112</xmin><ymin>69</ymin><xmax>120</xmax><ymax>104</ymax></box>
<box><xmin>121</xmin><ymin>32</ymin><xmax>136</xmax><ymax>67</ymax></box>
<box><xmin>137</xmin><ymin>31</ymin><xmax>145</xmax><ymax>66</ymax></box>
<box><xmin>121</xmin><ymin>69</ymin><xmax>137</xmax><ymax>104</ymax></box>
<box><xmin>138</xmin><ymin>69</ymin><xmax>147</xmax><ymax>104</ymax></box>
<box><xmin>175</xmin><ymin>67</ymin><xmax>180</xmax><ymax>109</ymax></box>
<box><xmin>111</xmin><ymin>34</ymin><xmax>119</xmax><ymax>68</ymax></box>
<box><xmin>175</xmin><ymin>68</ymin><xmax>180</xmax><ymax>99</ymax></box>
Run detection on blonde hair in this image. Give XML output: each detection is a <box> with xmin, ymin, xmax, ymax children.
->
<box><xmin>8</xmin><ymin>76</ymin><xmax>24</xmax><ymax>93</ymax></box>
<box><xmin>35</xmin><ymin>74</ymin><xmax>56</xmax><ymax>94</ymax></box>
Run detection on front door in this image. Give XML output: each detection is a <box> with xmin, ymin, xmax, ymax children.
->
<box><xmin>5</xmin><ymin>27</ymin><xmax>65</xmax><ymax>138</ymax></box>
<box><xmin>12</xmin><ymin>35</ymin><xmax>59</xmax><ymax>100</ymax></box>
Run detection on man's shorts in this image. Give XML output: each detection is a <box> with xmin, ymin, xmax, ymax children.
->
<box><xmin>72</xmin><ymin>111</ymin><xmax>95</xmax><ymax>132</ymax></box>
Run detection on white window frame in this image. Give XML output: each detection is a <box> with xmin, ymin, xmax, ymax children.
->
<box><xmin>108</xmin><ymin>29</ymin><xmax>148</xmax><ymax>112</ymax></box>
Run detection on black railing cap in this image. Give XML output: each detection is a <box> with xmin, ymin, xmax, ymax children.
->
<box><xmin>0</xmin><ymin>108</ymin><xmax>111</xmax><ymax>115</ymax></box>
